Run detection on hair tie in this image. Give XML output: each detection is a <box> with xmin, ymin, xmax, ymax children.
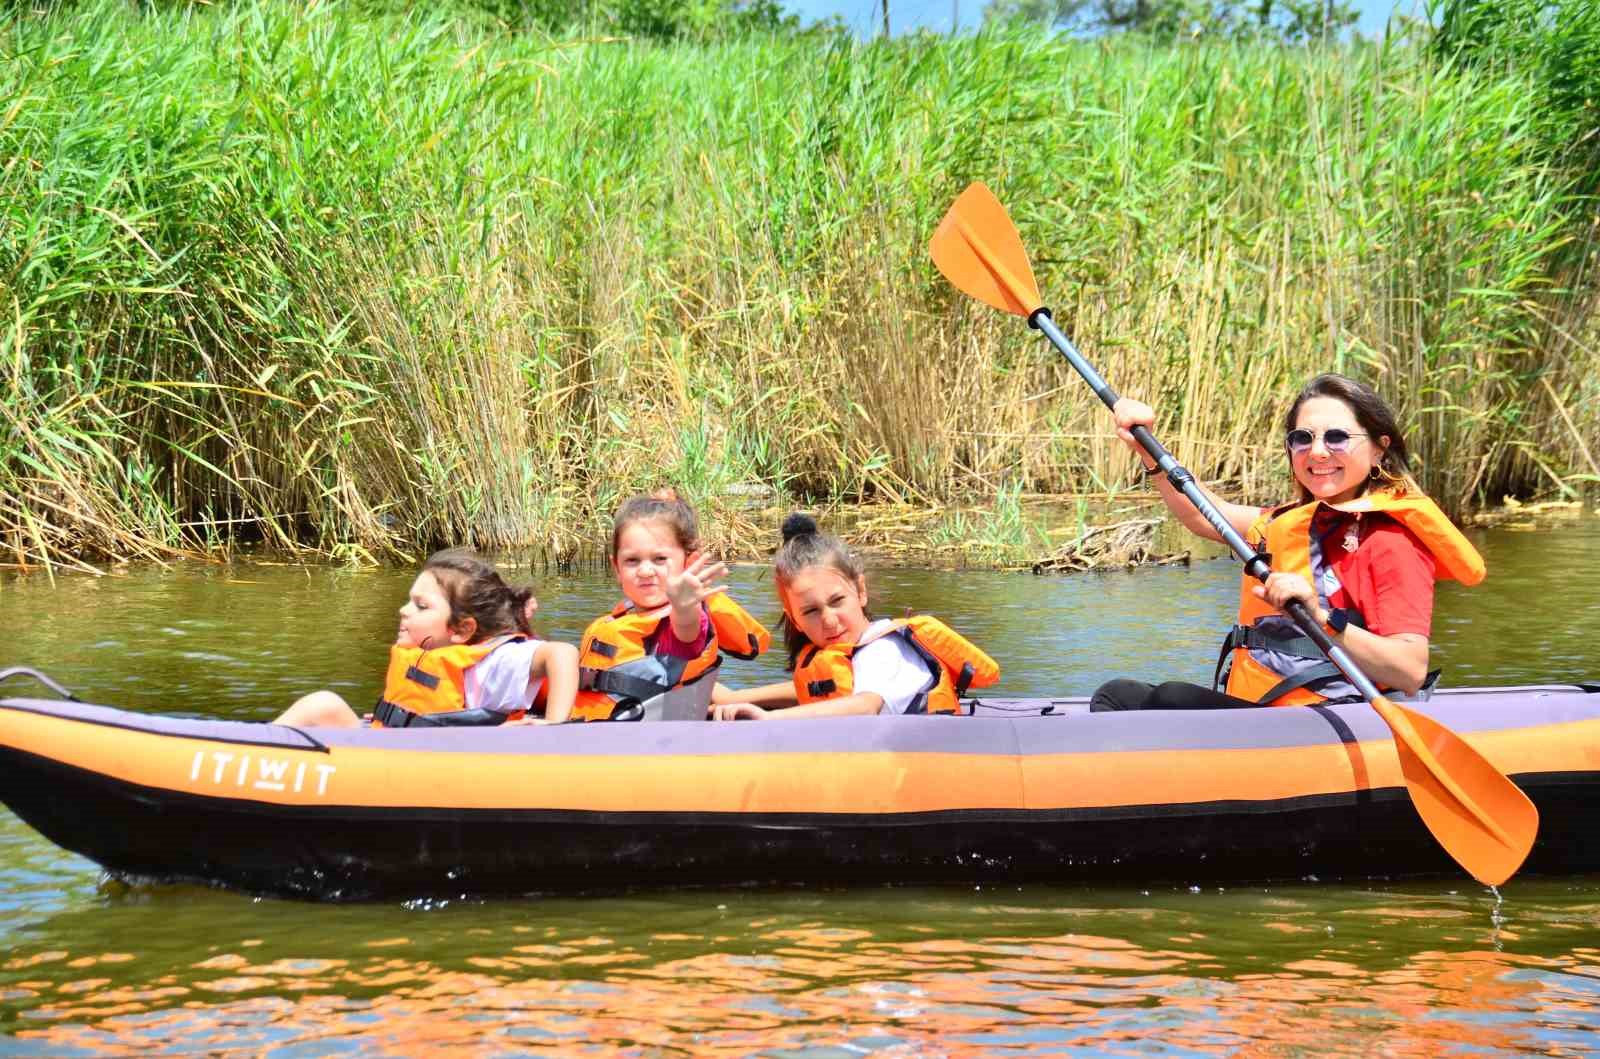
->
<box><xmin>781</xmin><ymin>512</ymin><xmax>818</xmax><ymax>543</ymax></box>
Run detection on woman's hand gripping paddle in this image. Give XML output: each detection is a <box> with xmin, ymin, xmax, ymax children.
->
<box><xmin>929</xmin><ymin>181</ymin><xmax>1538</xmax><ymax>887</ymax></box>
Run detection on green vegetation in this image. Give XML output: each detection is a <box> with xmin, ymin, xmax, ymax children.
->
<box><xmin>470</xmin><ymin>0</ymin><xmax>803</xmax><ymax>40</ymax></box>
<box><xmin>985</xmin><ymin>0</ymin><xmax>1359</xmax><ymax>43</ymax></box>
<box><xmin>926</xmin><ymin>481</ymin><xmax>1052</xmax><ymax>567</ymax></box>
<box><xmin>2</xmin><ymin>0</ymin><xmax>1596</xmax><ymax>569</ymax></box>
<box><xmin>1434</xmin><ymin>0</ymin><xmax>1600</xmax><ymax>185</ymax></box>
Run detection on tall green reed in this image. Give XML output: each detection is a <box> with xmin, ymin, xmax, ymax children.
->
<box><xmin>1</xmin><ymin>1</ymin><xmax>1594</xmax><ymax>570</ymax></box>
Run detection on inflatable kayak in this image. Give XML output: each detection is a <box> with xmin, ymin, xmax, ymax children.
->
<box><xmin>1</xmin><ymin>675</ymin><xmax>1597</xmax><ymax>900</ymax></box>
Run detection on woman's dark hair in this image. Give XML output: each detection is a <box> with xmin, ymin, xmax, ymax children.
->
<box><xmin>773</xmin><ymin>513</ymin><xmax>869</xmax><ymax>670</ymax></box>
<box><xmin>1282</xmin><ymin>373</ymin><xmax>1415</xmax><ymax>501</ymax></box>
<box><xmin>421</xmin><ymin>549</ymin><xmax>535</xmax><ymax>644</ymax></box>
<box><xmin>609</xmin><ymin>486</ymin><xmax>700</xmax><ymax>558</ymax></box>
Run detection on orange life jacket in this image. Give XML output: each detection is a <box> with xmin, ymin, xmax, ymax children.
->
<box><xmin>571</xmin><ymin>593</ymin><xmax>771</xmax><ymax>721</ymax></box>
<box><xmin>1220</xmin><ymin>487</ymin><xmax>1485</xmax><ymax>706</ymax></box>
<box><xmin>792</xmin><ymin>616</ymin><xmax>1000</xmax><ymax>715</ymax></box>
<box><xmin>373</xmin><ymin>635</ymin><xmax>525</xmax><ymax>727</ymax></box>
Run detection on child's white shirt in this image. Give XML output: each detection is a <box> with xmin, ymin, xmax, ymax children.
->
<box><xmin>850</xmin><ymin>620</ymin><xmax>933</xmax><ymax>715</ymax></box>
<box><xmin>463</xmin><ymin>638</ymin><xmax>545</xmax><ymax>714</ymax></box>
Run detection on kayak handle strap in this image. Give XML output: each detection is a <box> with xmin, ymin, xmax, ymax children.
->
<box><xmin>0</xmin><ymin>667</ymin><xmax>82</xmax><ymax>703</ymax></box>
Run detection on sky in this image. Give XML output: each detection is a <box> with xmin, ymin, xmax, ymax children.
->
<box><xmin>782</xmin><ymin>0</ymin><xmax>1418</xmax><ymax>38</ymax></box>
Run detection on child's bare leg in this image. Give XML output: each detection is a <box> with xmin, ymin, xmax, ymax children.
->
<box><xmin>274</xmin><ymin>690</ymin><xmax>361</xmax><ymax>728</ymax></box>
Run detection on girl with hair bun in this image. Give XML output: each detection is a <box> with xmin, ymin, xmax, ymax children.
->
<box><xmin>274</xmin><ymin>549</ymin><xmax>579</xmax><ymax>728</ymax></box>
<box><xmin>570</xmin><ymin>487</ymin><xmax>771</xmax><ymax>722</ymax></box>
<box><xmin>710</xmin><ymin>514</ymin><xmax>999</xmax><ymax>721</ymax></box>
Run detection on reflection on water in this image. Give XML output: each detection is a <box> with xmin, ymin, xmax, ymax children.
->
<box><xmin>1</xmin><ymin>518</ymin><xmax>1598</xmax><ymax>1054</ymax></box>
<box><xmin>2</xmin><ymin>876</ymin><xmax>1599</xmax><ymax>1056</ymax></box>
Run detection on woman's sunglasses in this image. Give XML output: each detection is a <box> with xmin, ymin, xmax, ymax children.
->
<box><xmin>1285</xmin><ymin>428</ymin><xmax>1367</xmax><ymax>454</ymax></box>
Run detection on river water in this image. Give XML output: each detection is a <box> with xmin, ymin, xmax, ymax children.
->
<box><xmin>1</xmin><ymin>517</ymin><xmax>1597</xmax><ymax>1055</ymax></box>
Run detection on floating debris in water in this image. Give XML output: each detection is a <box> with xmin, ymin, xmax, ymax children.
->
<box><xmin>1032</xmin><ymin>517</ymin><xmax>1189</xmax><ymax>574</ymax></box>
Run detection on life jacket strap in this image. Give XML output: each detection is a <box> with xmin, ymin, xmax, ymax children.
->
<box><xmin>954</xmin><ymin>661</ymin><xmax>976</xmax><ymax>699</ymax></box>
<box><xmin>1231</xmin><ymin>645</ymin><xmax>1435</xmax><ymax>708</ymax></box>
<box><xmin>1212</xmin><ymin>628</ymin><xmax>1242</xmax><ymax>693</ymax></box>
<box><xmin>374</xmin><ymin>699</ymin><xmax>425</xmax><ymax>728</ymax></box>
<box><xmin>1249</xmin><ymin>663</ymin><xmax>1352</xmax><ymax>706</ymax></box>
<box><xmin>374</xmin><ymin>700</ymin><xmax>511</xmax><ymax>728</ymax></box>
<box><xmin>806</xmin><ymin>678</ymin><xmax>837</xmax><ymax>698</ymax></box>
<box><xmin>899</xmin><ymin>638</ymin><xmax>946</xmax><ymax>715</ymax></box>
<box><xmin>580</xmin><ymin>667</ymin><xmax>674</xmax><ymax>705</ymax></box>
<box><xmin>1235</xmin><ymin>625</ymin><xmax>1332</xmax><ymax>659</ymax></box>
<box><xmin>1212</xmin><ymin>615</ymin><xmax>1367</xmax><ymax>694</ymax></box>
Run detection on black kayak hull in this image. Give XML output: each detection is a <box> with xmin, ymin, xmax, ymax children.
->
<box><xmin>2</xmin><ymin>686</ymin><xmax>1597</xmax><ymax>900</ymax></box>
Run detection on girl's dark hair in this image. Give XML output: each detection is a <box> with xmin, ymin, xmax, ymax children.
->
<box><xmin>1282</xmin><ymin>373</ymin><xmax>1415</xmax><ymax>501</ymax></box>
<box><xmin>773</xmin><ymin>513</ymin><xmax>869</xmax><ymax>670</ymax></box>
<box><xmin>609</xmin><ymin>486</ymin><xmax>700</xmax><ymax>558</ymax></box>
<box><xmin>421</xmin><ymin>549</ymin><xmax>535</xmax><ymax>644</ymax></box>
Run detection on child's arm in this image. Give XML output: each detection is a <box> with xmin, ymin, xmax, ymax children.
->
<box><xmin>531</xmin><ymin>641</ymin><xmax>579</xmax><ymax>724</ymax></box>
<box><xmin>714</xmin><ymin>681</ymin><xmax>798</xmax><ymax>708</ymax></box>
<box><xmin>665</xmin><ymin>552</ymin><xmax>728</xmax><ymax>644</ymax></box>
<box><xmin>711</xmin><ymin>691</ymin><xmax>883</xmax><ymax>721</ymax></box>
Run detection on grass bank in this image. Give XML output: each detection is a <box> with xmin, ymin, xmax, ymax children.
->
<box><xmin>3</xmin><ymin>0</ymin><xmax>1596</xmax><ymax>568</ymax></box>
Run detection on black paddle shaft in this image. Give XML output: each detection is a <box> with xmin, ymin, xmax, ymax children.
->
<box><xmin>1026</xmin><ymin>308</ymin><xmax>1385</xmax><ymax>703</ymax></box>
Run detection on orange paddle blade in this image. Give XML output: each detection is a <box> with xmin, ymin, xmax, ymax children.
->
<box><xmin>929</xmin><ymin>182</ymin><xmax>1042</xmax><ymax>317</ymax></box>
<box><xmin>1370</xmin><ymin>696</ymin><xmax>1539</xmax><ymax>887</ymax></box>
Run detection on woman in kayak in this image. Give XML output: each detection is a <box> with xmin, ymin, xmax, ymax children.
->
<box><xmin>274</xmin><ymin>549</ymin><xmax>578</xmax><ymax>727</ymax></box>
<box><xmin>1092</xmin><ymin>372</ymin><xmax>1484</xmax><ymax>712</ymax></box>
<box><xmin>710</xmin><ymin>513</ymin><xmax>998</xmax><ymax>720</ymax></box>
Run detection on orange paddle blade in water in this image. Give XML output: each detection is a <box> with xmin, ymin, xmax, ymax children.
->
<box><xmin>1372</xmin><ymin>696</ymin><xmax>1538</xmax><ymax>887</ymax></box>
<box><xmin>929</xmin><ymin>182</ymin><xmax>1041</xmax><ymax>317</ymax></box>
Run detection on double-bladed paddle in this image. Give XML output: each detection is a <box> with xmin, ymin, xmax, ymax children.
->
<box><xmin>929</xmin><ymin>181</ymin><xmax>1537</xmax><ymax>887</ymax></box>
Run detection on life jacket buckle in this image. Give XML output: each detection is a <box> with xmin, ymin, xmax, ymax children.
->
<box><xmin>375</xmin><ymin>699</ymin><xmax>422</xmax><ymax>728</ymax></box>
